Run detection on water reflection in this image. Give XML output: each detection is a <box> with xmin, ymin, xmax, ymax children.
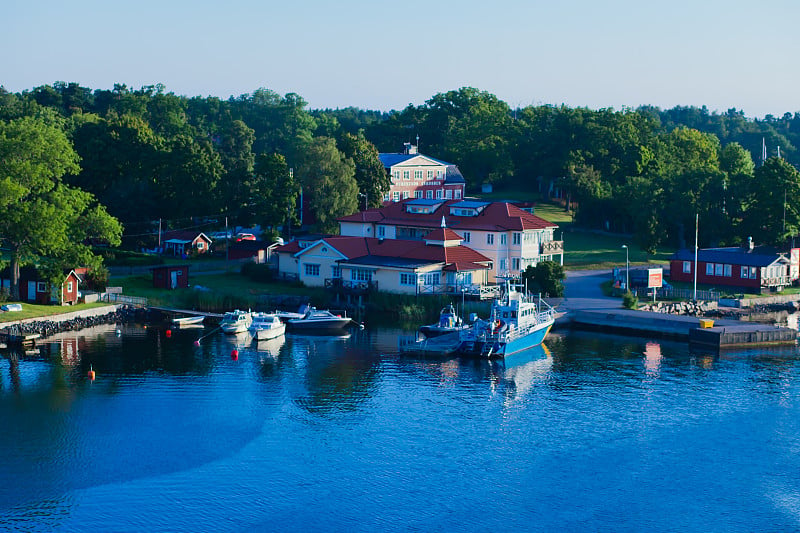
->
<box><xmin>290</xmin><ymin>333</ymin><xmax>380</xmax><ymax>414</ymax></box>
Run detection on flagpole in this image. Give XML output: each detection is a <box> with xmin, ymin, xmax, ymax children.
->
<box><xmin>693</xmin><ymin>213</ymin><xmax>698</xmax><ymax>302</ymax></box>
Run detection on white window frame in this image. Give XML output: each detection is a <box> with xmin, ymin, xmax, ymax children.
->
<box><xmin>393</xmin><ymin>191</ymin><xmax>400</xmax><ymax>202</ymax></box>
<box><xmin>723</xmin><ymin>264</ymin><xmax>732</xmax><ymax>277</ymax></box>
<box><xmin>683</xmin><ymin>261</ymin><xmax>691</xmax><ymax>273</ymax></box>
<box><xmin>706</xmin><ymin>263</ymin><xmax>714</xmax><ymax>276</ymax></box>
<box><xmin>351</xmin><ymin>269</ymin><xmax>372</xmax><ymax>282</ymax></box>
<box><xmin>414</xmin><ymin>190</ymin><xmax>422</xmax><ymax>198</ymax></box>
<box><xmin>400</xmin><ymin>273</ymin><xmax>416</xmax><ymax>286</ymax></box>
<box><xmin>487</xmin><ymin>233</ymin><xmax>494</xmax><ymax>245</ymax></box>
<box><xmin>426</xmin><ymin>190</ymin><xmax>433</xmax><ymax>199</ymax></box>
<box><xmin>500</xmin><ymin>233</ymin><xmax>507</xmax><ymax>245</ymax></box>
<box><xmin>463</xmin><ymin>231</ymin><xmax>471</xmax><ymax>243</ymax></box>
<box><xmin>403</xmin><ymin>170</ymin><xmax>410</xmax><ymax>180</ymax></box>
<box><xmin>513</xmin><ymin>233</ymin><xmax>521</xmax><ymax>245</ymax></box>
<box><xmin>741</xmin><ymin>266</ymin><xmax>749</xmax><ymax>279</ymax></box>
<box><xmin>455</xmin><ymin>189</ymin><xmax>461</xmax><ymax>199</ymax></box>
<box><xmin>436</xmin><ymin>189</ymin><xmax>443</xmax><ymax>199</ymax></box>
<box><xmin>304</xmin><ymin>263</ymin><xmax>320</xmax><ymax>277</ymax></box>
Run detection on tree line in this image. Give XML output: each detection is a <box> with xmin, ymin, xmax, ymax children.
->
<box><xmin>2</xmin><ymin>82</ymin><xmax>800</xmax><ymax>284</ymax></box>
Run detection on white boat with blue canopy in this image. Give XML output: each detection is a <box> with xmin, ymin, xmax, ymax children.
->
<box><xmin>458</xmin><ymin>280</ymin><xmax>555</xmax><ymax>358</ymax></box>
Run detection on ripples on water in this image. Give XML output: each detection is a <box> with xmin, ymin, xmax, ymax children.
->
<box><xmin>1</xmin><ymin>324</ymin><xmax>800</xmax><ymax>531</ymax></box>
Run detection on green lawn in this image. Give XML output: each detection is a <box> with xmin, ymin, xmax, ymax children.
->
<box><xmin>0</xmin><ymin>302</ymin><xmax>112</xmax><ymax>321</ymax></box>
<box><xmin>561</xmin><ymin>230</ymin><xmax>674</xmax><ymax>268</ymax></box>
<box><xmin>116</xmin><ymin>273</ymin><xmax>324</xmax><ymax>309</ymax></box>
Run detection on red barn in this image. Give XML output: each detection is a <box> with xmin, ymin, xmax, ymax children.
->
<box><xmin>670</xmin><ymin>243</ymin><xmax>799</xmax><ymax>293</ymax></box>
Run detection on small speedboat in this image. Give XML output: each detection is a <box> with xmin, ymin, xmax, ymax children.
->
<box><xmin>286</xmin><ymin>307</ymin><xmax>353</xmax><ymax>330</ymax></box>
<box><xmin>171</xmin><ymin>315</ymin><xmax>205</xmax><ymax>326</ymax></box>
<box><xmin>220</xmin><ymin>309</ymin><xmax>253</xmax><ymax>334</ymax></box>
<box><xmin>419</xmin><ymin>304</ymin><xmax>468</xmax><ymax>338</ymax></box>
<box><xmin>274</xmin><ymin>304</ymin><xmax>310</xmax><ymax>322</ymax></box>
<box><xmin>249</xmin><ymin>312</ymin><xmax>286</xmax><ymax>341</ymax></box>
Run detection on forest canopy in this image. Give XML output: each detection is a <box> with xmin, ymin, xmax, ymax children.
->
<box><xmin>2</xmin><ymin>82</ymin><xmax>799</xmax><ymax>253</ymax></box>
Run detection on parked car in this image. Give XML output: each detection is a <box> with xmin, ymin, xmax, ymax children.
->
<box><xmin>236</xmin><ymin>233</ymin><xmax>256</xmax><ymax>241</ymax></box>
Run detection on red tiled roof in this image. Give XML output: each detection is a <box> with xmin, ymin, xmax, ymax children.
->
<box><xmin>338</xmin><ymin>199</ymin><xmax>557</xmax><ymax>232</ymax></box>
<box><xmin>423</xmin><ymin>227</ymin><xmax>463</xmax><ymax>241</ymax></box>
<box><xmin>277</xmin><ymin>235</ymin><xmax>491</xmax><ymax>271</ymax></box>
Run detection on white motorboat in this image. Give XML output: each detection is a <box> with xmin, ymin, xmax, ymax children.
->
<box><xmin>419</xmin><ymin>304</ymin><xmax>468</xmax><ymax>338</ymax></box>
<box><xmin>249</xmin><ymin>312</ymin><xmax>286</xmax><ymax>341</ymax></box>
<box><xmin>286</xmin><ymin>307</ymin><xmax>353</xmax><ymax>330</ymax></box>
<box><xmin>219</xmin><ymin>309</ymin><xmax>253</xmax><ymax>334</ymax></box>
<box><xmin>171</xmin><ymin>315</ymin><xmax>205</xmax><ymax>326</ymax></box>
<box><xmin>274</xmin><ymin>304</ymin><xmax>310</xmax><ymax>322</ymax></box>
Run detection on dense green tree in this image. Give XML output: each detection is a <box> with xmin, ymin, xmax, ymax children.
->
<box><xmin>294</xmin><ymin>137</ymin><xmax>358</xmax><ymax>233</ymax></box>
<box><xmin>247</xmin><ymin>153</ymin><xmax>300</xmax><ymax>230</ymax></box>
<box><xmin>520</xmin><ymin>261</ymin><xmax>565</xmax><ymax>297</ymax></box>
<box><xmin>337</xmin><ymin>132</ymin><xmax>389</xmax><ymax>208</ymax></box>
<box><xmin>420</xmin><ymin>87</ymin><xmax>514</xmax><ymax>187</ymax></box>
<box><xmin>0</xmin><ymin>116</ymin><xmax>122</xmax><ymax>299</ymax></box>
<box><xmin>743</xmin><ymin>157</ymin><xmax>800</xmax><ymax>244</ymax></box>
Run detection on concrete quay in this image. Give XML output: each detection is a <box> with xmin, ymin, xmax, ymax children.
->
<box><xmin>553</xmin><ymin>269</ymin><xmax>798</xmax><ymax>349</ymax></box>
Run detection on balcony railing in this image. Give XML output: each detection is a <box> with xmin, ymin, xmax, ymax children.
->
<box><xmin>324</xmin><ymin>278</ymin><xmax>378</xmax><ymax>294</ymax></box>
<box><xmin>417</xmin><ymin>283</ymin><xmax>501</xmax><ymax>299</ymax></box>
<box><xmin>540</xmin><ymin>240</ymin><xmax>564</xmax><ymax>255</ymax></box>
<box><xmin>762</xmin><ymin>276</ymin><xmax>791</xmax><ymax>287</ymax></box>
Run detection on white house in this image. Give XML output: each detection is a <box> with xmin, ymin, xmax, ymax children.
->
<box><xmin>338</xmin><ymin>198</ymin><xmax>563</xmax><ymax>282</ymax></box>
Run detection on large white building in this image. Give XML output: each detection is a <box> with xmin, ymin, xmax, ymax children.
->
<box><xmin>338</xmin><ymin>198</ymin><xmax>563</xmax><ymax>282</ymax></box>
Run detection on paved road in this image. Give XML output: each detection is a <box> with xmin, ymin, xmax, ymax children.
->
<box><xmin>556</xmin><ymin>269</ymin><xmax>620</xmax><ymax>315</ymax></box>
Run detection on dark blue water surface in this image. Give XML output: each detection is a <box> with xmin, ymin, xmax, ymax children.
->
<box><xmin>2</xmin><ymin>323</ymin><xmax>800</xmax><ymax>532</ymax></box>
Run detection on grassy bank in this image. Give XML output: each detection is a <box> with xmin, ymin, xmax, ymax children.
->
<box><xmin>0</xmin><ymin>302</ymin><xmax>112</xmax><ymax>322</ymax></box>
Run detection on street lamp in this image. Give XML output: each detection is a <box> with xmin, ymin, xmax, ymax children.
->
<box><xmin>621</xmin><ymin>245</ymin><xmax>629</xmax><ymax>292</ymax></box>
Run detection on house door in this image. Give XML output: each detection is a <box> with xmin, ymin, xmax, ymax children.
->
<box><xmin>170</xmin><ymin>271</ymin><xmax>178</xmax><ymax>289</ymax></box>
<box><xmin>27</xmin><ymin>281</ymin><xmax>36</xmax><ymax>301</ymax></box>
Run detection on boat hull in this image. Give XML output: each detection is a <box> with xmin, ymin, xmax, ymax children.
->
<box><xmin>172</xmin><ymin>316</ymin><xmax>205</xmax><ymax>326</ymax></box>
<box><xmin>459</xmin><ymin>319</ymin><xmax>553</xmax><ymax>358</ymax></box>
<box><xmin>254</xmin><ymin>324</ymin><xmax>286</xmax><ymax>340</ymax></box>
<box><xmin>287</xmin><ymin>318</ymin><xmax>352</xmax><ymax>330</ymax></box>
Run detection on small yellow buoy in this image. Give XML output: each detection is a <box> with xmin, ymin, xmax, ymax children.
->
<box><xmin>88</xmin><ymin>365</ymin><xmax>96</xmax><ymax>381</ymax></box>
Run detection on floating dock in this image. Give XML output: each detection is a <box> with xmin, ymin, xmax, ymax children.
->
<box><xmin>565</xmin><ymin>308</ymin><xmax>798</xmax><ymax>349</ymax></box>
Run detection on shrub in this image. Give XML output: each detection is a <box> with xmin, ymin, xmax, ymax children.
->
<box><xmin>622</xmin><ymin>291</ymin><xmax>638</xmax><ymax>309</ymax></box>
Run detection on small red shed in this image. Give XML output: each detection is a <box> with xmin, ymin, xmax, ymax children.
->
<box><xmin>152</xmin><ymin>265</ymin><xmax>189</xmax><ymax>289</ymax></box>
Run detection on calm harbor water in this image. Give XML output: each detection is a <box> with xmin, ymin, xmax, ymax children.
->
<box><xmin>2</xmin><ymin>323</ymin><xmax>800</xmax><ymax>532</ymax></box>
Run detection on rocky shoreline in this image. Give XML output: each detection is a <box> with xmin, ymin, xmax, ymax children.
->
<box><xmin>0</xmin><ymin>305</ymin><xmax>149</xmax><ymax>339</ymax></box>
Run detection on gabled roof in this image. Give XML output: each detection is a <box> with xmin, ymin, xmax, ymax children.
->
<box><xmin>338</xmin><ymin>198</ymin><xmax>557</xmax><ymax>232</ymax></box>
<box><xmin>672</xmin><ymin>246</ymin><xmax>789</xmax><ymax>267</ymax></box>
<box><xmin>162</xmin><ymin>230</ymin><xmax>212</xmax><ymax>243</ymax></box>
<box><xmin>423</xmin><ymin>227</ymin><xmax>463</xmax><ymax>242</ymax></box>
<box><xmin>276</xmin><ymin>236</ymin><xmax>491</xmax><ymax>272</ymax></box>
<box><xmin>378</xmin><ymin>153</ymin><xmax>452</xmax><ymax>168</ymax></box>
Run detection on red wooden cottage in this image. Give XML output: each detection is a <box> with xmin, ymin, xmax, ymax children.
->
<box><xmin>670</xmin><ymin>241</ymin><xmax>799</xmax><ymax>293</ymax></box>
<box><xmin>152</xmin><ymin>265</ymin><xmax>189</xmax><ymax>289</ymax></box>
<box><xmin>0</xmin><ymin>267</ymin><xmax>82</xmax><ymax>305</ymax></box>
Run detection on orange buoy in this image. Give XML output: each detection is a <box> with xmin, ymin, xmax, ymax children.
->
<box><xmin>88</xmin><ymin>365</ymin><xmax>96</xmax><ymax>381</ymax></box>
<box><xmin>231</xmin><ymin>349</ymin><xmax>239</xmax><ymax>360</ymax></box>
<box><xmin>165</xmin><ymin>329</ymin><xmax>172</xmax><ymax>338</ymax></box>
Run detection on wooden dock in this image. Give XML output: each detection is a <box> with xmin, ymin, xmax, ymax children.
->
<box><xmin>149</xmin><ymin>307</ymin><xmax>224</xmax><ymax>319</ymax></box>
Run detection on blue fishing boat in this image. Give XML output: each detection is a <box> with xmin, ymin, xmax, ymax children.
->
<box><xmin>457</xmin><ymin>281</ymin><xmax>555</xmax><ymax>358</ymax></box>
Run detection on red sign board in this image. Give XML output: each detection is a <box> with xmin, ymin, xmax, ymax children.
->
<box><xmin>648</xmin><ymin>268</ymin><xmax>663</xmax><ymax>288</ymax></box>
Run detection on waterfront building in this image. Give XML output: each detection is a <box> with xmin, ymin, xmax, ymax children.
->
<box><xmin>338</xmin><ymin>198</ymin><xmax>563</xmax><ymax>282</ymax></box>
<box><xmin>670</xmin><ymin>239</ymin><xmax>800</xmax><ymax>293</ymax></box>
<box><xmin>274</xmin><ymin>228</ymin><xmax>491</xmax><ymax>296</ymax></box>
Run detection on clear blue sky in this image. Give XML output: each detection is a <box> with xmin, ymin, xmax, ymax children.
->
<box><xmin>5</xmin><ymin>0</ymin><xmax>799</xmax><ymax>118</ymax></box>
